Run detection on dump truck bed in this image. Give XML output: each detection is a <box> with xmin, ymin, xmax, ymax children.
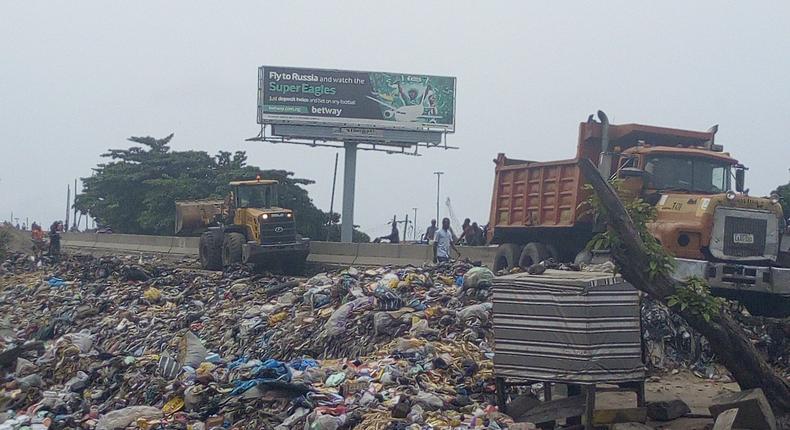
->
<box><xmin>489</xmin><ymin>154</ymin><xmax>588</xmax><ymax>229</ymax></box>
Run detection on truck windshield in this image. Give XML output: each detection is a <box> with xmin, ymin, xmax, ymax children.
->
<box><xmin>644</xmin><ymin>155</ymin><xmax>731</xmax><ymax>193</ymax></box>
<box><xmin>237</xmin><ymin>185</ymin><xmax>278</xmax><ymax>208</ymax></box>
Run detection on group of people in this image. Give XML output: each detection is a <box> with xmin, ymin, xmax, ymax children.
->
<box><xmin>30</xmin><ymin>220</ymin><xmax>64</xmax><ymax>260</ymax></box>
<box><xmin>424</xmin><ymin>218</ymin><xmax>486</xmax><ymax>246</ymax></box>
<box><xmin>424</xmin><ymin>217</ymin><xmax>487</xmax><ymax>263</ymax></box>
<box><xmin>373</xmin><ymin>216</ymin><xmax>489</xmax><ymax>263</ymax></box>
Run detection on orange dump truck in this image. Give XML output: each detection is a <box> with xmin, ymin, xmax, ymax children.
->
<box><xmin>488</xmin><ymin>111</ymin><xmax>789</xmax><ymax>316</ymax></box>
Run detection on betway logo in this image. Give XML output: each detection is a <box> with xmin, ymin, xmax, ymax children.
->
<box><xmin>312</xmin><ymin>106</ymin><xmax>342</xmax><ymax>117</ymax></box>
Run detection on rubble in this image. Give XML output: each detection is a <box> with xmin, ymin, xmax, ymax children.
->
<box><xmin>709</xmin><ymin>388</ymin><xmax>777</xmax><ymax>430</ymax></box>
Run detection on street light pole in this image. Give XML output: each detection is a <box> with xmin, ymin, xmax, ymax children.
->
<box><xmin>412</xmin><ymin>207</ymin><xmax>418</xmax><ymax>240</ymax></box>
<box><xmin>433</xmin><ymin>171</ymin><xmax>444</xmax><ymax>224</ymax></box>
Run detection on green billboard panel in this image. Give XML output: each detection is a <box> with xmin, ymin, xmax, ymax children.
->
<box><xmin>259</xmin><ymin>66</ymin><xmax>456</xmax><ymax>132</ymax></box>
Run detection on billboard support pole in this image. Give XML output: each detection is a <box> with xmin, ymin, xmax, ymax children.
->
<box><xmin>341</xmin><ymin>142</ymin><xmax>358</xmax><ymax>243</ymax></box>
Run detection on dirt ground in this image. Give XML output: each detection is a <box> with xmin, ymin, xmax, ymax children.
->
<box><xmin>594</xmin><ymin>369</ymin><xmax>740</xmax><ymax>429</ymax></box>
<box><xmin>0</xmin><ymin>225</ymin><xmax>34</xmax><ymax>254</ymax></box>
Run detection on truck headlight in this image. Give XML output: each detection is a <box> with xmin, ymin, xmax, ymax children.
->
<box><xmin>262</xmin><ymin>214</ymin><xmax>269</xmax><ymax>220</ymax></box>
<box><xmin>770</xmin><ymin>192</ymin><xmax>780</xmax><ymax>204</ymax></box>
<box><xmin>287</xmin><ymin>213</ymin><xmax>292</xmax><ymax>218</ymax></box>
<box><xmin>726</xmin><ymin>190</ymin><xmax>736</xmax><ymax>201</ymax></box>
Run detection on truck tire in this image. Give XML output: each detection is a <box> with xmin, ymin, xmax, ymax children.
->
<box><xmin>494</xmin><ymin>243</ymin><xmax>521</xmax><ymax>273</ymax></box>
<box><xmin>519</xmin><ymin>242</ymin><xmax>550</xmax><ymax>269</ymax></box>
<box><xmin>222</xmin><ymin>232</ymin><xmax>244</xmax><ymax>267</ymax></box>
<box><xmin>199</xmin><ymin>231</ymin><xmax>222</xmax><ymax>270</ymax></box>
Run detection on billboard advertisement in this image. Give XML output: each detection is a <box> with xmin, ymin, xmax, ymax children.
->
<box><xmin>258</xmin><ymin>66</ymin><xmax>456</xmax><ymax>132</ymax></box>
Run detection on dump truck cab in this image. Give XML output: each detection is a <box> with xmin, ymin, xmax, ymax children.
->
<box><xmin>615</xmin><ymin>146</ymin><xmax>785</xmax><ymax>264</ymax></box>
<box><xmin>191</xmin><ymin>179</ymin><xmax>309</xmax><ymax>274</ymax></box>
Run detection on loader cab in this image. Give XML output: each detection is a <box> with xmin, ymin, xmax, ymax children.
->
<box><xmin>231</xmin><ymin>180</ymin><xmax>279</xmax><ymax>209</ymax></box>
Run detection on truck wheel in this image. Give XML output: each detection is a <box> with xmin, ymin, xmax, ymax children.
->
<box><xmin>519</xmin><ymin>242</ymin><xmax>550</xmax><ymax>269</ymax></box>
<box><xmin>199</xmin><ymin>231</ymin><xmax>222</xmax><ymax>270</ymax></box>
<box><xmin>222</xmin><ymin>232</ymin><xmax>244</xmax><ymax>267</ymax></box>
<box><xmin>494</xmin><ymin>243</ymin><xmax>521</xmax><ymax>273</ymax></box>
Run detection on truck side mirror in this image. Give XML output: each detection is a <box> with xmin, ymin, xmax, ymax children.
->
<box><xmin>735</xmin><ymin>169</ymin><xmax>745</xmax><ymax>192</ymax></box>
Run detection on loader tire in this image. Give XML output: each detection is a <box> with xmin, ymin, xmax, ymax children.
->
<box><xmin>519</xmin><ymin>242</ymin><xmax>550</xmax><ymax>270</ymax></box>
<box><xmin>493</xmin><ymin>243</ymin><xmax>522</xmax><ymax>273</ymax></box>
<box><xmin>222</xmin><ymin>232</ymin><xmax>244</xmax><ymax>267</ymax></box>
<box><xmin>199</xmin><ymin>231</ymin><xmax>222</xmax><ymax>270</ymax></box>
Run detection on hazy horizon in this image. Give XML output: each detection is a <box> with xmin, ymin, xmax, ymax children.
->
<box><xmin>2</xmin><ymin>1</ymin><xmax>789</xmax><ymax>237</ymax></box>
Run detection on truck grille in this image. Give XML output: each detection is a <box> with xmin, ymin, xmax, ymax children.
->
<box><xmin>723</xmin><ymin>216</ymin><xmax>767</xmax><ymax>258</ymax></box>
<box><xmin>260</xmin><ymin>220</ymin><xmax>296</xmax><ymax>245</ymax></box>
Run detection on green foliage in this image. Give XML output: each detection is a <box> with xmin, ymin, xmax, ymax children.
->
<box><xmin>75</xmin><ymin>134</ymin><xmax>367</xmax><ymax>241</ymax></box>
<box><xmin>667</xmin><ymin>277</ymin><xmax>725</xmax><ymax>321</ymax></box>
<box><xmin>582</xmin><ymin>182</ymin><xmax>674</xmax><ymax>279</ymax></box>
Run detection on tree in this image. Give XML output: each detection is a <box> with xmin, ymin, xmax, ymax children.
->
<box><xmin>580</xmin><ymin>159</ymin><xmax>790</xmax><ymax>413</ymax></box>
<box><xmin>75</xmin><ymin>134</ymin><xmax>368</xmax><ymax>241</ymax></box>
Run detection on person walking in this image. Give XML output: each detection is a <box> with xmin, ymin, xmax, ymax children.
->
<box><xmin>433</xmin><ymin>217</ymin><xmax>458</xmax><ymax>263</ymax></box>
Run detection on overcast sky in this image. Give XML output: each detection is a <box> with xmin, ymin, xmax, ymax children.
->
<box><xmin>2</xmin><ymin>1</ymin><xmax>789</xmax><ymax>237</ymax></box>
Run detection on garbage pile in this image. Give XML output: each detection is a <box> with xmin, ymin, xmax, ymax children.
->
<box><xmin>0</xmin><ymin>254</ymin><xmax>515</xmax><ymax>429</ymax></box>
<box><xmin>641</xmin><ymin>296</ymin><xmax>789</xmax><ymax>380</ymax></box>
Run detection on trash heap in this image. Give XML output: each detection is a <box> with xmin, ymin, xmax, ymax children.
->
<box><xmin>0</xmin><ymin>255</ymin><xmax>515</xmax><ymax>429</ymax></box>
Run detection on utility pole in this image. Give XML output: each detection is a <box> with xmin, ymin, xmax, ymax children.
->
<box><xmin>412</xmin><ymin>207</ymin><xmax>418</xmax><ymax>240</ymax></box>
<box><xmin>65</xmin><ymin>184</ymin><xmax>70</xmax><ymax>231</ymax></box>
<box><xmin>73</xmin><ymin>179</ymin><xmax>78</xmax><ymax>231</ymax></box>
<box><xmin>433</xmin><ymin>171</ymin><xmax>444</xmax><ymax>224</ymax></box>
<box><xmin>327</xmin><ymin>152</ymin><xmax>339</xmax><ymax>241</ymax></box>
<box><xmin>341</xmin><ymin>142</ymin><xmax>358</xmax><ymax>243</ymax></box>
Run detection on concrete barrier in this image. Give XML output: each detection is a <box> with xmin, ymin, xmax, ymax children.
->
<box><xmin>62</xmin><ymin>233</ymin><xmax>497</xmax><ymax>267</ymax></box>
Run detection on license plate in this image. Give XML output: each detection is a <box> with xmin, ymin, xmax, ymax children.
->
<box><xmin>733</xmin><ymin>233</ymin><xmax>754</xmax><ymax>244</ymax></box>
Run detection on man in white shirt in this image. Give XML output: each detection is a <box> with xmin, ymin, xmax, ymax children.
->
<box><xmin>433</xmin><ymin>218</ymin><xmax>458</xmax><ymax>263</ymax></box>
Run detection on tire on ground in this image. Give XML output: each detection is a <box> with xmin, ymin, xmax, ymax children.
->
<box><xmin>222</xmin><ymin>232</ymin><xmax>245</xmax><ymax>267</ymax></box>
<box><xmin>518</xmin><ymin>242</ymin><xmax>550</xmax><ymax>269</ymax></box>
<box><xmin>493</xmin><ymin>243</ymin><xmax>522</xmax><ymax>273</ymax></box>
<box><xmin>199</xmin><ymin>231</ymin><xmax>222</xmax><ymax>270</ymax></box>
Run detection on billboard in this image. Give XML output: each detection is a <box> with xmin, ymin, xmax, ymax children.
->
<box><xmin>258</xmin><ymin>66</ymin><xmax>456</xmax><ymax>132</ymax></box>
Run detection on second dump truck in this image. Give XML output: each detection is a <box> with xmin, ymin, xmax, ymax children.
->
<box><xmin>487</xmin><ymin>111</ymin><xmax>789</xmax><ymax>316</ymax></box>
<box><xmin>175</xmin><ymin>178</ymin><xmax>309</xmax><ymax>274</ymax></box>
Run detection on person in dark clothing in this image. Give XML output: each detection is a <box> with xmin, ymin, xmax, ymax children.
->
<box><xmin>374</xmin><ymin>218</ymin><xmax>400</xmax><ymax>243</ymax></box>
<box><xmin>48</xmin><ymin>221</ymin><xmax>63</xmax><ymax>257</ymax></box>
<box><xmin>424</xmin><ymin>219</ymin><xmax>437</xmax><ymax>242</ymax></box>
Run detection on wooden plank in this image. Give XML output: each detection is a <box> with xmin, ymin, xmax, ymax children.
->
<box><xmin>516</xmin><ymin>395</ymin><xmax>585</xmax><ymax>424</ymax></box>
<box><xmin>592</xmin><ymin>407</ymin><xmax>648</xmax><ymax>425</ymax></box>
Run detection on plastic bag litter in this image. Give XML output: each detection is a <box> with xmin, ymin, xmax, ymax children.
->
<box><xmin>61</xmin><ymin>330</ymin><xmax>94</xmax><ymax>353</ymax></box>
<box><xmin>325</xmin><ymin>372</ymin><xmax>346</xmax><ymax>387</ymax></box>
<box><xmin>304</xmin><ymin>412</ymin><xmax>346</xmax><ymax>430</ymax></box>
<box><xmin>463</xmin><ymin>267</ymin><xmax>494</xmax><ymax>289</ymax></box>
<box><xmin>373</xmin><ymin>311</ymin><xmax>411</xmax><ymax>337</ymax></box>
<box><xmin>96</xmin><ymin>406</ymin><xmax>162</xmax><ymax>430</ymax></box>
<box><xmin>178</xmin><ymin>331</ymin><xmax>208</xmax><ymax>368</ymax></box>
<box><xmin>324</xmin><ymin>297</ymin><xmax>374</xmax><ymax>337</ymax></box>
<box><xmin>457</xmin><ymin>303</ymin><xmax>493</xmax><ymax>324</ymax></box>
<box><xmin>413</xmin><ymin>391</ymin><xmax>444</xmax><ymax>411</ymax></box>
<box><xmin>143</xmin><ymin>287</ymin><xmax>161</xmax><ymax>302</ymax></box>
